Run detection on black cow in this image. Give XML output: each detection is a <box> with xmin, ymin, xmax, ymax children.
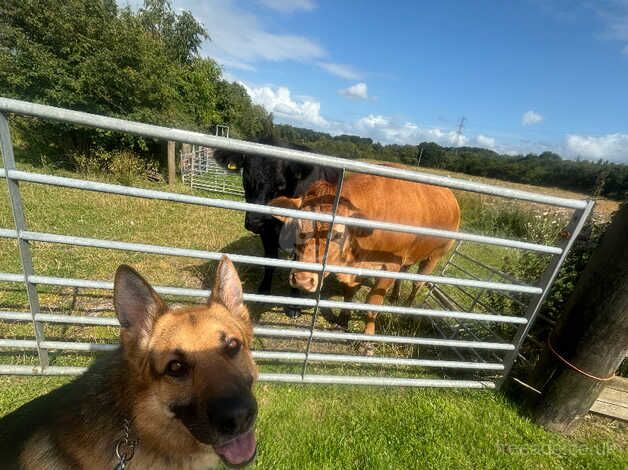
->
<box><xmin>214</xmin><ymin>139</ymin><xmax>340</xmax><ymax>317</ymax></box>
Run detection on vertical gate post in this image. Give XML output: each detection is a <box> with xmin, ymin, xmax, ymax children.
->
<box><xmin>0</xmin><ymin>113</ymin><xmax>49</xmax><ymax>368</ymax></box>
<box><xmin>533</xmin><ymin>202</ymin><xmax>628</xmax><ymax>432</ymax></box>
<box><xmin>301</xmin><ymin>169</ymin><xmax>346</xmax><ymax>377</ymax></box>
<box><xmin>498</xmin><ymin>201</ymin><xmax>595</xmax><ymax>389</ymax></box>
<box><xmin>168</xmin><ymin>140</ymin><xmax>176</xmax><ymax>186</ymax></box>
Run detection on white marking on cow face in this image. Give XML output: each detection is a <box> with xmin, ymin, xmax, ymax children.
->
<box><xmin>288</xmin><ymin>212</ymin><xmax>350</xmax><ymax>292</ymax></box>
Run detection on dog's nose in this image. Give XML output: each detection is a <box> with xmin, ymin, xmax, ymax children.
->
<box><xmin>208</xmin><ymin>394</ymin><xmax>257</xmax><ymax>437</ymax></box>
<box><xmin>290</xmin><ymin>271</ymin><xmax>318</xmax><ymax>292</ymax></box>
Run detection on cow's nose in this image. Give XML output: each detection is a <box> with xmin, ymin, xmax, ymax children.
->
<box><xmin>290</xmin><ymin>271</ymin><xmax>318</xmax><ymax>292</ymax></box>
<box><xmin>244</xmin><ymin>213</ymin><xmax>264</xmax><ymax>234</ymax></box>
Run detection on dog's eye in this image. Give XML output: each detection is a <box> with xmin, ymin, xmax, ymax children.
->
<box><xmin>165</xmin><ymin>360</ymin><xmax>189</xmax><ymax>378</ymax></box>
<box><xmin>225</xmin><ymin>338</ymin><xmax>241</xmax><ymax>357</ymax></box>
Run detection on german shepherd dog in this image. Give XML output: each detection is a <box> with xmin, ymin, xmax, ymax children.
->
<box><xmin>0</xmin><ymin>256</ymin><xmax>258</xmax><ymax>469</ymax></box>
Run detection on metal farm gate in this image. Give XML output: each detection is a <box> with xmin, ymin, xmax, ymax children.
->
<box><xmin>180</xmin><ymin>145</ymin><xmax>245</xmax><ymax>197</ymax></box>
<box><xmin>0</xmin><ymin>98</ymin><xmax>594</xmax><ymax>389</ymax></box>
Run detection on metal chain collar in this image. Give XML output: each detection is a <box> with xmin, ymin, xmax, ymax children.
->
<box><xmin>113</xmin><ymin>418</ymin><xmax>138</xmax><ymax>470</ymax></box>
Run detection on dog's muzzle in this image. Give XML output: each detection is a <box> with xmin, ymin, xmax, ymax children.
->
<box><xmin>171</xmin><ymin>392</ymin><xmax>258</xmax><ymax>467</ymax></box>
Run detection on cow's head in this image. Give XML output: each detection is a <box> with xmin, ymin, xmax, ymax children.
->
<box><xmin>269</xmin><ymin>181</ymin><xmax>372</xmax><ymax>292</ymax></box>
<box><xmin>215</xmin><ymin>150</ymin><xmax>291</xmax><ymax>234</ymax></box>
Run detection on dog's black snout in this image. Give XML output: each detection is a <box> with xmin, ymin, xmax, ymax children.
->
<box><xmin>208</xmin><ymin>393</ymin><xmax>258</xmax><ymax>437</ymax></box>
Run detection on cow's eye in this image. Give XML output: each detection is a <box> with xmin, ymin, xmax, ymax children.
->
<box><xmin>165</xmin><ymin>360</ymin><xmax>189</xmax><ymax>378</ymax></box>
<box><xmin>225</xmin><ymin>337</ymin><xmax>241</xmax><ymax>357</ymax></box>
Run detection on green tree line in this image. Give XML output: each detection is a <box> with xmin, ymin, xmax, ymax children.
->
<box><xmin>0</xmin><ymin>0</ymin><xmax>271</xmax><ymax>164</ymax></box>
<box><xmin>274</xmin><ymin>125</ymin><xmax>628</xmax><ymax>200</ymax></box>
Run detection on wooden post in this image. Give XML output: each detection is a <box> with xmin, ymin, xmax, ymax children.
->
<box><xmin>168</xmin><ymin>140</ymin><xmax>176</xmax><ymax>186</ymax></box>
<box><xmin>533</xmin><ymin>202</ymin><xmax>628</xmax><ymax>433</ymax></box>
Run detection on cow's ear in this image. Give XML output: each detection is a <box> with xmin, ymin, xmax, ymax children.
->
<box><xmin>289</xmin><ymin>162</ymin><xmax>311</xmax><ymax>180</ymax></box>
<box><xmin>348</xmin><ymin>212</ymin><xmax>373</xmax><ymax>237</ymax></box>
<box><xmin>268</xmin><ymin>196</ymin><xmax>302</xmax><ymax>223</ymax></box>
<box><xmin>214</xmin><ymin>150</ymin><xmax>244</xmax><ymax>171</ymax></box>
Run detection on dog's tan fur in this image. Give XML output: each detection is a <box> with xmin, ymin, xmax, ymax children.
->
<box><xmin>0</xmin><ymin>256</ymin><xmax>257</xmax><ymax>469</ymax></box>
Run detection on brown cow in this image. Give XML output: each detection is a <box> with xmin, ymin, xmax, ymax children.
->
<box><xmin>270</xmin><ymin>169</ymin><xmax>460</xmax><ymax>348</ymax></box>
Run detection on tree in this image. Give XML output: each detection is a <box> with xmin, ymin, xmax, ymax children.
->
<box><xmin>0</xmin><ymin>0</ymin><xmax>271</xmax><ymax>165</ymax></box>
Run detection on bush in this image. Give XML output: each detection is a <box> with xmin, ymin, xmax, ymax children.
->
<box><xmin>500</xmin><ymin>216</ymin><xmax>610</xmax><ymax>378</ymax></box>
<box><xmin>70</xmin><ymin>149</ymin><xmax>160</xmax><ymax>185</ymax></box>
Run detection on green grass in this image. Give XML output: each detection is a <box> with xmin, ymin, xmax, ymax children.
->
<box><xmin>0</xmin><ymin>160</ymin><xmax>626</xmax><ymax>468</ymax></box>
<box><xmin>0</xmin><ymin>376</ymin><xmax>625</xmax><ymax>469</ymax></box>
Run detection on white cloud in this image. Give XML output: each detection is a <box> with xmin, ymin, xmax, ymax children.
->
<box><xmin>214</xmin><ymin>56</ymin><xmax>257</xmax><ymax>72</ymax></box>
<box><xmin>181</xmin><ymin>0</ymin><xmax>360</xmax><ymax>78</ymax></box>
<box><xmin>356</xmin><ymin>114</ymin><xmax>389</xmax><ymax>128</ymax></box>
<box><xmin>352</xmin><ymin>114</ymin><xmax>468</xmax><ymax>146</ymax></box>
<box><xmin>566</xmin><ymin>133</ymin><xmax>628</xmax><ymax>162</ymax></box>
<box><xmin>339</xmin><ymin>82</ymin><xmax>368</xmax><ymax>100</ymax></box>
<box><xmin>476</xmin><ymin>134</ymin><xmax>496</xmax><ymax>148</ymax></box>
<box><xmin>258</xmin><ymin>0</ymin><xmax>316</xmax><ymax>13</ymax></box>
<box><xmin>522</xmin><ymin>110</ymin><xmax>544</xmax><ymax>126</ymax></box>
<box><xmin>242</xmin><ymin>83</ymin><xmax>328</xmax><ymax>128</ymax></box>
<box><xmin>317</xmin><ymin>62</ymin><xmax>362</xmax><ymax>80</ymax></box>
<box><xmin>196</xmin><ymin>0</ymin><xmax>324</xmax><ymax>66</ymax></box>
<box><xmin>588</xmin><ymin>1</ymin><xmax>628</xmax><ymax>55</ymax></box>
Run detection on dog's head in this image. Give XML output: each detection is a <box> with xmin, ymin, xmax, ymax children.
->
<box><xmin>113</xmin><ymin>256</ymin><xmax>257</xmax><ymax>468</ymax></box>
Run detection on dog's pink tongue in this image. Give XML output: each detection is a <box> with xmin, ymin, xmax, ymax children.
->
<box><xmin>214</xmin><ymin>430</ymin><xmax>256</xmax><ymax>467</ymax></box>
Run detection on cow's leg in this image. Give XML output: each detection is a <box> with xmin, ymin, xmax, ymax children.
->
<box><xmin>334</xmin><ymin>283</ymin><xmax>361</xmax><ymax>330</ymax></box>
<box><xmin>361</xmin><ymin>277</ymin><xmax>396</xmax><ymax>355</ymax></box>
<box><xmin>389</xmin><ymin>265</ymin><xmax>409</xmax><ymax>304</ymax></box>
<box><xmin>258</xmin><ymin>227</ymin><xmax>278</xmax><ymax>295</ymax></box>
<box><xmin>285</xmin><ymin>253</ymin><xmax>303</xmax><ymax>318</ymax></box>
<box><xmin>405</xmin><ymin>244</ymin><xmax>453</xmax><ymax>306</ymax></box>
<box><xmin>259</xmin><ymin>225</ymin><xmax>301</xmax><ymax>318</ymax></box>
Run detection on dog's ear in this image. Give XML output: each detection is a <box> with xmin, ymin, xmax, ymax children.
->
<box><xmin>268</xmin><ymin>196</ymin><xmax>302</xmax><ymax>223</ymax></box>
<box><xmin>210</xmin><ymin>256</ymin><xmax>249</xmax><ymax>322</ymax></box>
<box><xmin>114</xmin><ymin>265</ymin><xmax>166</xmax><ymax>337</ymax></box>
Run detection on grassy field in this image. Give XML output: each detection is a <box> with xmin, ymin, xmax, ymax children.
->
<box><xmin>0</xmin><ymin>159</ymin><xmax>626</xmax><ymax>468</ymax></box>
<box><xmin>1</xmin><ymin>376</ymin><xmax>625</xmax><ymax>469</ymax></box>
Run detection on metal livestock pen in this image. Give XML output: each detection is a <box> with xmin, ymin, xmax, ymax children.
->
<box><xmin>0</xmin><ymin>98</ymin><xmax>594</xmax><ymax>390</ymax></box>
<box><xmin>180</xmin><ymin>145</ymin><xmax>245</xmax><ymax>196</ymax></box>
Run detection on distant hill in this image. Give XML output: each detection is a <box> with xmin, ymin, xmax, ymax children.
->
<box><xmin>274</xmin><ymin>124</ymin><xmax>628</xmax><ymax>200</ymax></box>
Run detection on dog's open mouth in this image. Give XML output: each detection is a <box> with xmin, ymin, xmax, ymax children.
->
<box><xmin>213</xmin><ymin>429</ymin><xmax>257</xmax><ymax>468</ymax></box>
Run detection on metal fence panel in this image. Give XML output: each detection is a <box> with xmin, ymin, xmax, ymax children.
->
<box><xmin>0</xmin><ymin>98</ymin><xmax>593</xmax><ymax>389</ymax></box>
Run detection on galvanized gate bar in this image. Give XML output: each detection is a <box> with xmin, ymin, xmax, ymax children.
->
<box><xmin>261</xmin><ymin>374</ymin><xmax>496</xmax><ymax>388</ymax></box>
<box><xmin>253</xmin><ymin>326</ymin><xmax>515</xmax><ymax>350</ymax></box>
<box><xmin>0</xmin><ymin>113</ymin><xmax>48</xmax><ymax>367</ymax></box>
<box><xmin>0</xmin><ymin>230</ymin><xmax>541</xmax><ymax>292</ymax></box>
<box><xmin>0</xmin><ymin>228</ymin><xmax>17</xmax><ymax>238</ymax></box>
<box><xmin>0</xmin><ymin>312</ymin><xmax>515</xmax><ymax>351</ymax></box>
<box><xmin>0</xmin><ymin>272</ymin><xmax>24</xmax><ymax>283</ymax></box>
<box><xmin>0</xmin><ymin>338</ymin><xmax>503</xmax><ymax>370</ymax></box>
<box><xmin>0</xmin><ymin>273</ymin><xmax>529</xmax><ymax>323</ymax></box>
<box><xmin>0</xmin><ymin>97</ymin><xmax>587</xmax><ymax>209</ymax></box>
<box><xmin>0</xmin><ymin>169</ymin><xmax>563</xmax><ymax>255</ymax></box>
<box><xmin>0</xmin><ymin>364</ymin><xmax>496</xmax><ymax>388</ymax></box>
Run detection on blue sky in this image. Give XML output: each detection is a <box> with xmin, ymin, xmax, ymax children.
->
<box><xmin>129</xmin><ymin>1</ymin><xmax>628</xmax><ymax>162</ymax></box>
